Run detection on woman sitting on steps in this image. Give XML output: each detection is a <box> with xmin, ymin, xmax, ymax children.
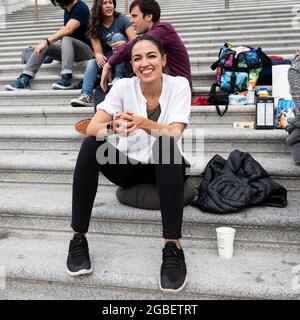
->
<box><xmin>66</xmin><ymin>35</ymin><xmax>191</xmax><ymax>293</ymax></box>
<box><xmin>70</xmin><ymin>0</ymin><xmax>136</xmax><ymax>108</ymax></box>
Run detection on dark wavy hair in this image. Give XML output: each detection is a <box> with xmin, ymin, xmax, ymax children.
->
<box><xmin>130</xmin><ymin>35</ymin><xmax>165</xmax><ymax>58</ymax></box>
<box><xmin>50</xmin><ymin>0</ymin><xmax>74</xmax><ymax>7</ymax></box>
<box><xmin>86</xmin><ymin>0</ymin><xmax>120</xmax><ymax>39</ymax></box>
<box><xmin>129</xmin><ymin>0</ymin><xmax>160</xmax><ymax>22</ymax></box>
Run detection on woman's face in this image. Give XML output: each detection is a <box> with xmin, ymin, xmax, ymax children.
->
<box><xmin>131</xmin><ymin>40</ymin><xmax>166</xmax><ymax>85</ymax></box>
<box><xmin>101</xmin><ymin>0</ymin><xmax>115</xmax><ymax>17</ymax></box>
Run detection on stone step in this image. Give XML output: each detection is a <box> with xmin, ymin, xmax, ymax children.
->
<box><xmin>1</xmin><ymin>31</ymin><xmax>300</xmax><ymax>52</ymax></box>
<box><xmin>0</xmin><ymin>45</ymin><xmax>294</xmax><ymax>65</ymax></box>
<box><xmin>1</xmin><ymin>22</ymin><xmax>299</xmax><ymax>44</ymax></box>
<box><xmin>0</xmin><ymin>73</ymin><xmax>207</xmax><ymax>90</ymax></box>
<box><xmin>0</xmin><ymin>62</ymin><xmax>89</xmax><ymax>77</ymax></box>
<box><xmin>0</xmin><ymin>75</ymin><xmax>84</xmax><ymax>91</ymax></box>
<box><xmin>0</xmin><ymin>151</ymin><xmax>299</xmax><ymax>193</ymax></box>
<box><xmin>0</xmin><ymin>90</ymin><xmax>81</xmax><ymax>107</ymax></box>
<box><xmin>2</xmin><ymin>15</ymin><xmax>299</xmax><ymax>38</ymax></box>
<box><xmin>0</xmin><ymin>105</ymin><xmax>256</xmax><ymax>127</ymax></box>
<box><xmin>1</xmin><ymin>28</ymin><xmax>299</xmax><ymax>50</ymax></box>
<box><xmin>1</xmin><ymin>12</ymin><xmax>298</xmax><ymax>36</ymax></box>
<box><xmin>0</xmin><ymin>84</ymin><xmax>284</xmax><ymax>102</ymax></box>
<box><xmin>0</xmin><ymin>52</ymin><xmax>293</xmax><ymax>78</ymax></box>
<box><xmin>0</xmin><ymin>126</ymin><xmax>290</xmax><ymax>155</ymax></box>
<box><xmin>5</xmin><ymin>1</ymin><xmax>299</xmax><ymax>21</ymax></box>
<box><xmin>0</xmin><ymin>106</ymin><xmax>93</xmax><ymax>126</ymax></box>
<box><xmin>0</xmin><ymin>88</ymin><xmax>207</xmax><ymax>106</ymax></box>
<box><xmin>0</xmin><ymin>39</ymin><xmax>299</xmax><ymax>62</ymax></box>
<box><xmin>0</xmin><ymin>182</ymin><xmax>299</xmax><ymax>244</ymax></box>
<box><xmin>188</xmin><ymin>46</ymin><xmax>298</xmax><ymax>58</ymax></box>
<box><xmin>0</xmin><ymin>229</ymin><xmax>299</xmax><ymax>299</ymax></box>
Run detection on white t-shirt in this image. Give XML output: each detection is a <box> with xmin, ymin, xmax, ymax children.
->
<box><xmin>97</xmin><ymin>73</ymin><xmax>191</xmax><ymax>163</ymax></box>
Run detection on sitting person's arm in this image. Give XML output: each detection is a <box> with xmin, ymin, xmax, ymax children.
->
<box><xmin>114</xmin><ymin>112</ymin><xmax>185</xmax><ymax>140</ymax></box>
<box><xmin>86</xmin><ymin>110</ymin><xmax>136</xmax><ymax>138</ymax></box>
<box><xmin>91</xmin><ymin>38</ymin><xmax>107</xmax><ymax>68</ymax></box>
<box><xmin>86</xmin><ymin>110</ymin><xmax>113</xmax><ymax>137</ymax></box>
<box><xmin>35</xmin><ymin>19</ymin><xmax>81</xmax><ymax>55</ymax></box>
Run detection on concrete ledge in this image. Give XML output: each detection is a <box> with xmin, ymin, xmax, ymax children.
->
<box><xmin>0</xmin><ymin>126</ymin><xmax>290</xmax><ymax>154</ymax></box>
<box><xmin>0</xmin><ymin>182</ymin><xmax>299</xmax><ymax>244</ymax></box>
<box><xmin>0</xmin><ymin>229</ymin><xmax>299</xmax><ymax>299</ymax></box>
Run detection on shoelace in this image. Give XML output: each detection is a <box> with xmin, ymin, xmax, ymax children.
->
<box><xmin>162</xmin><ymin>246</ymin><xmax>182</xmax><ymax>269</ymax></box>
<box><xmin>80</xmin><ymin>95</ymin><xmax>91</xmax><ymax>103</ymax></box>
<box><xmin>17</xmin><ymin>76</ymin><xmax>28</xmax><ymax>88</ymax></box>
<box><xmin>70</xmin><ymin>238</ymin><xmax>88</xmax><ymax>259</ymax></box>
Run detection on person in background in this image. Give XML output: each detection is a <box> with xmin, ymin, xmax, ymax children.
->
<box><xmin>70</xmin><ymin>0</ymin><xmax>136</xmax><ymax>108</ymax></box>
<box><xmin>5</xmin><ymin>0</ymin><xmax>93</xmax><ymax>91</ymax></box>
<box><xmin>288</xmin><ymin>52</ymin><xmax>300</xmax><ymax>128</ymax></box>
<box><xmin>100</xmin><ymin>0</ymin><xmax>192</xmax><ymax>93</ymax></box>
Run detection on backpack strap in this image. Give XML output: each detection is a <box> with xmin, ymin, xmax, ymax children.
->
<box><xmin>211</xmin><ymin>59</ymin><xmax>220</xmax><ymax>71</ymax></box>
<box><xmin>229</xmin><ymin>72</ymin><xmax>236</xmax><ymax>93</ymax></box>
<box><xmin>257</xmin><ymin>47</ymin><xmax>272</xmax><ymax>66</ymax></box>
<box><xmin>209</xmin><ymin>83</ymin><xmax>229</xmax><ymax>117</ymax></box>
<box><xmin>216</xmin><ymin>104</ymin><xmax>228</xmax><ymax>117</ymax></box>
<box><xmin>215</xmin><ymin>104</ymin><xmax>229</xmax><ymax>117</ymax></box>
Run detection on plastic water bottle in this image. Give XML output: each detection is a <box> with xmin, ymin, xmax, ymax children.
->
<box><xmin>247</xmin><ymin>84</ymin><xmax>255</xmax><ymax>105</ymax></box>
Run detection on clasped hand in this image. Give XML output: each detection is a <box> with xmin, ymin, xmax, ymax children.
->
<box><xmin>112</xmin><ymin>111</ymin><xmax>143</xmax><ymax>137</ymax></box>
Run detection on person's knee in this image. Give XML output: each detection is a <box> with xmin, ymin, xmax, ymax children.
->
<box><xmin>86</xmin><ymin>58</ymin><xmax>98</xmax><ymax>71</ymax></box>
<box><xmin>79</xmin><ymin>136</ymin><xmax>107</xmax><ymax>159</ymax></box>
<box><xmin>82</xmin><ymin>136</ymin><xmax>97</xmax><ymax>150</ymax></box>
<box><xmin>61</xmin><ymin>36</ymin><xmax>73</xmax><ymax>46</ymax></box>
<box><xmin>111</xmin><ymin>33</ymin><xmax>126</xmax><ymax>44</ymax></box>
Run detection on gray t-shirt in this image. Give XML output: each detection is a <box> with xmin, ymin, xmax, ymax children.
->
<box><xmin>147</xmin><ymin>104</ymin><xmax>161</xmax><ymax>122</ymax></box>
<box><xmin>98</xmin><ymin>14</ymin><xmax>131</xmax><ymax>55</ymax></box>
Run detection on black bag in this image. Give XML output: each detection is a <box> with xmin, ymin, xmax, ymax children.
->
<box><xmin>21</xmin><ymin>47</ymin><xmax>53</xmax><ymax>64</ymax></box>
<box><xmin>207</xmin><ymin>82</ymin><xmax>229</xmax><ymax>117</ymax></box>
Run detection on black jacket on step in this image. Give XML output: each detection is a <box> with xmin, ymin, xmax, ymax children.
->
<box><xmin>192</xmin><ymin>150</ymin><xmax>287</xmax><ymax>214</ymax></box>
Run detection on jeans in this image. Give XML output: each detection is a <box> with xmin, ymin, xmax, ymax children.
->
<box><xmin>111</xmin><ymin>33</ymin><xmax>127</xmax><ymax>79</ymax></box>
<box><xmin>81</xmin><ymin>33</ymin><xmax>127</xmax><ymax>97</ymax></box>
<box><xmin>71</xmin><ymin>136</ymin><xmax>189</xmax><ymax>239</ymax></box>
<box><xmin>23</xmin><ymin>36</ymin><xmax>94</xmax><ymax>77</ymax></box>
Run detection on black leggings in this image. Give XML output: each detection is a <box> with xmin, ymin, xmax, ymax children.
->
<box><xmin>72</xmin><ymin>135</ymin><xmax>188</xmax><ymax>239</ymax></box>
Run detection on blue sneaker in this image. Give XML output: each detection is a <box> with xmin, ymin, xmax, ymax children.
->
<box><xmin>52</xmin><ymin>73</ymin><xmax>73</xmax><ymax>90</ymax></box>
<box><xmin>5</xmin><ymin>74</ymin><xmax>31</xmax><ymax>91</ymax></box>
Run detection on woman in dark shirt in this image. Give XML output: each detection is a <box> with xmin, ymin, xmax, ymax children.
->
<box><xmin>70</xmin><ymin>0</ymin><xmax>136</xmax><ymax>108</ymax></box>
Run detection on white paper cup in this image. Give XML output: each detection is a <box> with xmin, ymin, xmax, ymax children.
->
<box><xmin>216</xmin><ymin>227</ymin><xmax>236</xmax><ymax>259</ymax></box>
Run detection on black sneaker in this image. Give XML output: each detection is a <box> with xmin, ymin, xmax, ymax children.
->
<box><xmin>66</xmin><ymin>234</ymin><xmax>93</xmax><ymax>276</ymax></box>
<box><xmin>160</xmin><ymin>241</ymin><xmax>187</xmax><ymax>292</ymax></box>
<box><xmin>52</xmin><ymin>73</ymin><xmax>73</xmax><ymax>90</ymax></box>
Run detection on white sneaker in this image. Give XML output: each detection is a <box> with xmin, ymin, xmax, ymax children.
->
<box><xmin>70</xmin><ymin>94</ymin><xmax>94</xmax><ymax>108</ymax></box>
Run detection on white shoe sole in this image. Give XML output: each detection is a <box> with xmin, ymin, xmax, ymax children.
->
<box><xmin>66</xmin><ymin>267</ymin><xmax>93</xmax><ymax>277</ymax></box>
<box><xmin>5</xmin><ymin>85</ymin><xmax>30</xmax><ymax>91</ymax></box>
<box><xmin>70</xmin><ymin>100</ymin><xmax>93</xmax><ymax>108</ymax></box>
<box><xmin>159</xmin><ymin>275</ymin><xmax>187</xmax><ymax>293</ymax></box>
<box><xmin>52</xmin><ymin>83</ymin><xmax>73</xmax><ymax>90</ymax></box>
